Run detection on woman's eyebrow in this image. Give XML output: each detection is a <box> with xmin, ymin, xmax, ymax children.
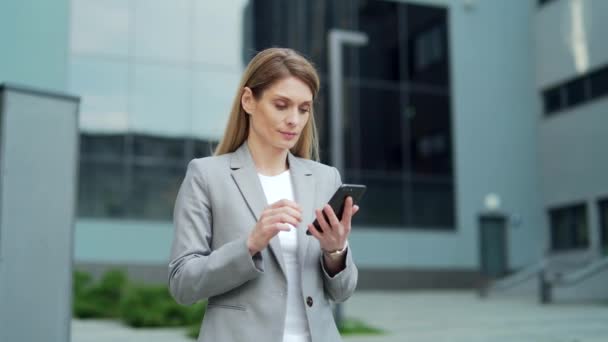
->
<box><xmin>273</xmin><ymin>94</ymin><xmax>312</xmax><ymax>106</ymax></box>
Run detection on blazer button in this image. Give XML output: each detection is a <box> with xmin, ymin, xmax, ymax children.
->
<box><xmin>306</xmin><ymin>296</ymin><xmax>313</xmax><ymax>307</ymax></box>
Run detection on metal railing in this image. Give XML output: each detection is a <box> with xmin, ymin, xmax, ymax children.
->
<box><xmin>486</xmin><ymin>256</ymin><xmax>608</xmax><ymax>304</ymax></box>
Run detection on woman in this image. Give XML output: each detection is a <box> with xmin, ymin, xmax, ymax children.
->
<box><xmin>169</xmin><ymin>48</ymin><xmax>359</xmax><ymax>342</ymax></box>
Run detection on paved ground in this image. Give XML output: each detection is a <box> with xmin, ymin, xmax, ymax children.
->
<box><xmin>72</xmin><ymin>290</ymin><xmax>608</xmax><ymax>342</ymax></box>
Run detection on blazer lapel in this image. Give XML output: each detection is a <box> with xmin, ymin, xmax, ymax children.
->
<box><xmin>230</xmin><ymin>143</ymin><xmax>287</xmax><ymax>278</ymax></box>
<box><xmin>287</xmin><ymin>152</ymin><xmax>316</xmax><ymax>270</ymax></box>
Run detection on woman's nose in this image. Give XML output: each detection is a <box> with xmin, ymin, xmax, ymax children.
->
<box><xmin>286</xmin><ymin>109</ymin><xmax>299</xmax><ymax>126</ymax></box>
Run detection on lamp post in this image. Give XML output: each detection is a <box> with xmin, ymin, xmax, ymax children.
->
<box><xmin>327</xmin><ymin>29</ymin><xmax>368</xmax><ymax>328</ymax></box>
<box><xmin>328</xmin><ymin>29</ymin><xmax>368</xmax><ymax>174</ymax></box>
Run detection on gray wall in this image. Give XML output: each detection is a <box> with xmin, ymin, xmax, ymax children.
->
<box><xmin>0</xmin><ymin>87</ymin><xmax>79</xmax><ymax>342</ymax></box>
<box><xmin>539</xmin><ymin>98</ymin><xmax>608</xmax><ymax>254</ymax></box>
<box><xmin>536</xmin><ymin>0</ymin><xmax>608</xmax><ymax>257</ymax></box>
<box><xmin>536</xmin><ymin>0</ymin><xmax>608</xmax><ymax>88</ymax></box>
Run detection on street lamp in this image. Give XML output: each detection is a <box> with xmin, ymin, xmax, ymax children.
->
<box><xmin>327</xmin><ymin>29</ymin><xmax>368</xmax><ymax>328</ymax></box>
<box><xmin>328</xmin><ymin>29</ymin><xmax>368</xmax><ymax>174</ymax></box>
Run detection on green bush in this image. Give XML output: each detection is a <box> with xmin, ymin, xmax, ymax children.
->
<box><xmin>72</xmin><ymin>270</ymin><xmax>381</xmax><ymax>339</ymax></box>
<box><xmin>187</xmin><ymin>323</ymin><xmax>201</xmax><ymax>339</ymax></box>
<box><xmin>73</xmin><ymin>270</ymin><xmax>92</xmax><ymax>296</ymax></box>
<box><xmin>73</xmin><ymin>269</ymin><xmax>128</xmax><ymax>319</ymax></box>
<box><xmin>338</xmin><ymin>318</ymin><xmax>384</xmax><ymax>336</ymax></box>
<box><xmin>120</xmin><ymin>284</ymin><xmax>206</xmax><ymax>328</ymax></box>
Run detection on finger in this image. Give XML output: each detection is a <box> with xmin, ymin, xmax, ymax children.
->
<box><xmin>269</xmin><ymin>213</ymin><xmax>300</xmax><ymax>227</ymax></box>
<box><xmin>323</xmin><ymin>204</ymin><xmax>341</xmax><ymax>229</ymax></box>
<box><xmin>307</xmin><ymin>223</ymin><xmax>323</xmax><ymax>240</ymax></box>
<box><xmin>269</xmin><ymin>199</ymin><xmax>301</xmax><ymax>212</ymax></box>
<box><xmin>342</xmin><ymin>197</ymin><xmax>354</xmax><ymax>227</ymax></box>
<box><xmin>314</xmin><ymin>208</ymin><xmax>332</xmax><ymax>233</ymax></box>
<box><xmin>276</xmin><ymin>206</ymin><xmax>303</xmax><ymax>222</ymax></box>
<box><xmin>274</xmin><ymin>222</ymin><xmax>292</xmax><ymax>232</ymax></box>
<box><xmin>352</xmin><ymin>205</ymin><xmax>360</xmax><ymax>216</ymax></box>
<box><xmin>265</xmin><ymin>207</ymin><xmax>302</xmax><ymax>223</ymax></box>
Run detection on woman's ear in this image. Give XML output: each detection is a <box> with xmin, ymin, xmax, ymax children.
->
<box><xmin>241</xmin><ymin>87</ymin><xmax>256</xmax><ymax>115</ymax></box>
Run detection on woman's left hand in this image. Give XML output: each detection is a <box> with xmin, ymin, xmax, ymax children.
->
<box><xmin>307</xmin><ymin>196</ymin><xmax>360</xmax><ymax>253</ymax></box>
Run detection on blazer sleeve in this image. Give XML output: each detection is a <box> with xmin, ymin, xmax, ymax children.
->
<box><xmin>319</xmin><ymin>167</ymin><xmax>359</xmax><ymax>303</ymax></box>
<box><xmin>168</xmin><ymin>159</ymin><xmax>263</xmax><ymax>305</ymax></box>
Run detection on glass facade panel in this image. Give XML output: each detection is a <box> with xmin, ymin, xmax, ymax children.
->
<box><xmin>193</xmin><ymin>0</ymin><xmax>250</xmax><ymax>67</ymax></box>
<box><xmin>251</xmin><ymin>0</ymin><xmax>454</xmax><ymax>228</ymax></box>
<box><xmin>192</xmin><ymin>69</ymin><xmax>240</xmax><ymax>140</ymax></box>
<box><xmin>131</xmin><ymin>64</ymin><xmax>190</xmax><ymax>136</ymax></box>
<box><xmin>133</xmin><ymin>134</ymin><xmax>185</xmax><ymax>162</ymax></box>
<box><xmin>77</xmin><ymin>133</ymin><xmax>215</xmax><ymax>221</ymax></box>
<box><xmin>127</xmin><ymin>164</ymin><xmax>185</xmax><ymax>220</ymax></box>
<box><xmin>78</xmin><ymin>161</ymin><xmax>126</xmax><ymax>218</ymax></box>
<box><xmin>133</xmin><ymin>0</ymin><xmax>190</xmax><ymax>62</ymax></box>
<box><xmin>80</xmin><ymin>134</ymin><xmax>125</xmax><ymax>159</ymax></box>
<box><xmin>70</xmin><ymin>0</ymin><xmax>129</xmax><ymax>56</ymax></box>
<box><xmin>69</xmin><ymin>57</ymin><xmax>129</xmax><ymax>132</ymax></box>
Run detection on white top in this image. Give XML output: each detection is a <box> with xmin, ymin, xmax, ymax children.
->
<box><xmin>258</xmin><ymin>170</ymin><xmax>311</xmax><ymax>342</ymax></box>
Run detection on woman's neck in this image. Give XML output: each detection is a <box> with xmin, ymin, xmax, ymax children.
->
<box><xmin>246</xmin><ymin>138</ymin><xmax>289</xmax><ymax>176</ymax></box>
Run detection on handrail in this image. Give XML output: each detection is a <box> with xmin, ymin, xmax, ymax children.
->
<box><xmin>490</xmin><ymin>256</ymin><xmax>608</xmax><ymax>290</ymax></box>
<box><xmin>488</xmin><ymin>259</ymin><xmax>546</xmax><ymax>292</ymax></box>
<box><xmin>550</xmin><ymin>256</ymin><xmax>608</xmax><ymax>287</ymax></box>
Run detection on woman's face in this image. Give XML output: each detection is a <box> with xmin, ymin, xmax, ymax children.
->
<box><xmin>243</xmin><ymin>76</ymin><xmax>313</xmax><ymax>152</ymax></box>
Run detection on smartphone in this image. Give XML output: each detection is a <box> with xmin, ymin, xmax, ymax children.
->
<box><xmin>306</xmin><ymin>184</ymin><xmax>366</xmax><ymax>235</ymax></box>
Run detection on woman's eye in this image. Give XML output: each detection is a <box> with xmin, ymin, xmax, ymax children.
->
<box><xmin>275</xmin><ymin>104</ymin><xmax>287</xmax><ymax>110</ymax></box>
<box><xmin>299</xmin><ymin>108</ymin><xmax>310</xmax><ymax>114</ymax></box>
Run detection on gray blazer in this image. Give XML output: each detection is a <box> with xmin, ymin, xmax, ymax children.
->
<box><xmin>168</xmin><ymin>142</ymin><xmax>358</xmax><ymax>342</ymax></box>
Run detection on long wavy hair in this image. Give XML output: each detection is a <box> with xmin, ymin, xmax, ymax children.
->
<box><xmin>214</xmin><ymin>48</ymin><xmax>320</xmax><ymax>161</ymax></box>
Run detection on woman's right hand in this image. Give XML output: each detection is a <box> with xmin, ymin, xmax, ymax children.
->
<box><xmin>247</xmin><ymin>199</ymin><xmax>302</xmax><ymax>255</ymax></box>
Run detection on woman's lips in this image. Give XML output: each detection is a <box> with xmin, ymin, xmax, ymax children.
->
<box><xmin>279</xmin><ymin>131</ymin><xmax>297</xmax><ymax>140</ymax></box>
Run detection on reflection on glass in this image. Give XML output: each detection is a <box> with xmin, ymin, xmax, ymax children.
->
<box><xmin>251</xmin><ymin>0</ymin><xmax>453</xmax><ymax>228</ymax></box>
<box><xmin>78</xmin><ymin>161</ymin><xmax>126</xmax><ymax>218</ymax></box>
<box><xmin>194</xmin><ymin>0</ymin><xmax>249</xmax><ymax>67</ymax></box>
<box><xmin>69</xmin><ymin>57</ymin><xmax>129</xmax><ymax>132</ymax></box>
<box><xmin>128</xmin><ymin>164</ymin><xmax>185</xmax><ymax>221</ymax></box>
<box><xmin>70</xmin><ymin>0</ymin><xmax>129</xmax><ymax>56</ymax></box>
<box><xmin>133</xmin><ymin>134</ymin><xmax>185</xmax><ymax>162</ymax></box>
<box><xmin>133</xmin><ymin>0</ymin><xmax>190</xmax><ymax>62</ymax></box>
<box><xmin>131</xmin><ymin>64</ymin><xmax>190</xmax><ymax>136</ymax></box>
<box><xmin>409</xmin><ymin>91</ymin><xmax>452</xmax><ymax>175</ymax></box>
<box><xmin>192</xmin><ymin>70</ymin><xmax>240</xmax><ymax>140</ymax></box>
<box><xmin>78</xmin><ymin>133</ymin><xmax>216</xmax><ymax>221</ymax></box>
<box><xmin>80</xmin><ymin>134</ymin><xmax>125</xmax><ymax>159</ymax></box>
<box><xmin>193</xmin><ymin>139</ymin><xmax>216</xmax><ymax>159</ymax></box>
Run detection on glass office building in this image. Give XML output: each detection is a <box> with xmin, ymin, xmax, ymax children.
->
<box><xmin>2</xmin><ymin>0</ymin><xmax>608</xmax><ymax>289</ymax></box>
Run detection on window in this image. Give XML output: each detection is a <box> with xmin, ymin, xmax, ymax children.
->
<box><xmin>599</xmin><ymin>199</ymin><xmax>608</xmax><ymax>255</ymax></box>
<box><xmin>564</xmin><ymin>78</ymin><xmax>586</xmax><ymax>107</ymax></box>
<box><xmin>78</xmin><ymin>133</ymin><xmax>216</xmax><ymax>221</ymax></box>
<box><xmin>414</xmin><ymin>25</ymin><xmax>445</xmax><ymax>73</ymax></box>
<box><xmin>549</xmin><ymin>204</ymin><xmax>589</xmax><ymax>251</ymax></box>
<box><xmin>590</xmin><ymin>67</ymin><xmax>608</xmax><ymax>100</ymax></box>
<box><xmin>538</xmin><ymin>0</ymin><xmax>558</xmax><ymax>7</ymax></box>
<box><xmin>542</xmin><ymin>64</ymin><xmax>608</xmax><ymax>116</ymax></box>
<box><xmin>251</xmin><ymin>0</ymin><xmax>454</xmax><ymax>228</ymax></box>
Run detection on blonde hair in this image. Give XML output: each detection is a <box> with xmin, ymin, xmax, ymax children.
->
<box><xmin>214</xmin><ymin>48</ymin><xmax>320</xmax><ymax>160</ymax></box>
